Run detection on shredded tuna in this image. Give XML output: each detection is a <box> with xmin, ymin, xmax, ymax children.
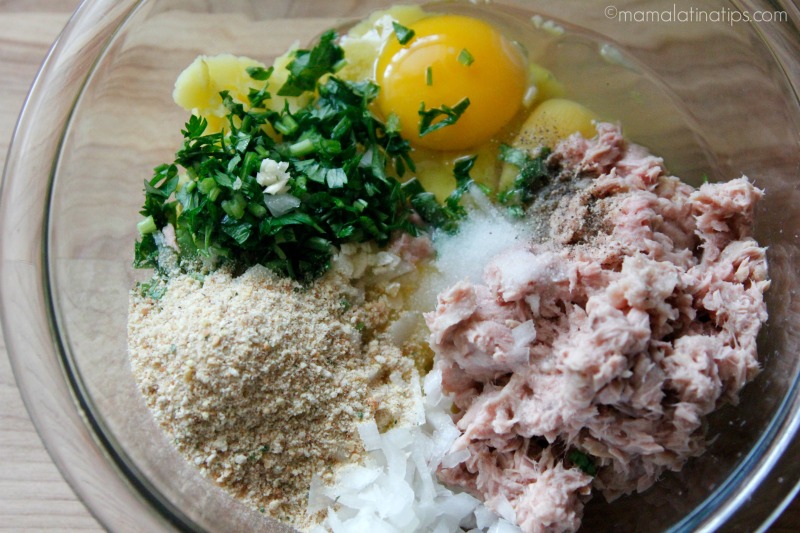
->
<box><xmin>426</xmin><ymin>123</ymin><xmax>769</xmax><ymax>533</ymax></box>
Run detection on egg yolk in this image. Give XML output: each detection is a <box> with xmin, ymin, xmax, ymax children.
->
<box><xmin>376</xmin><ymin>15</ymin><xmax>527</xmax><ymax>151</ymax></box>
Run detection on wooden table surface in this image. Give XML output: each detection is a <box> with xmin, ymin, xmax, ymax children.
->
<box><xmin>0</xmin><ymin>4</ymin><xmax>103</xmax><ymax>530</ymax></box>
<box><xmin>0</xmin><ymin>1</ymin><xmax>798</xmax><ymax>532</ymax></box>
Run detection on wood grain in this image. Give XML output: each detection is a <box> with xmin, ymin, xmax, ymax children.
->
<box><xmin>1</xmin><ymin>3</ymin><xmax>103</xmax><ymax>531</ymax></box>
<box><xmin>0</xmin><ymin>1</ymin><xmax>797</xmax><ymax>532</ymax></box>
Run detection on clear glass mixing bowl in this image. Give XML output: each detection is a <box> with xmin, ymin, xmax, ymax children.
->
<box><xmin>2</xmin><ymin>0</ymin><xmax>799</xmax><ymax>531</ymax></box>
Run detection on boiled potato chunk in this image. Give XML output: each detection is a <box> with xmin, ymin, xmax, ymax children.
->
<box><xmin>173</xmin><ymin>54</ymin><xmax>267</xmax><ymax>129</ymax></box>
<box><xmin>173</xmin><ymin>52</ymin><xmax>313</xmax><ymax>134</ymax></box>
<box><xmin>518</xmin><ymin>98</ymin><xmax>598</xmax><ymax>149</ymax></box>
<box><xmin>500</xmin><ymin>98</ymin><xmax>598</xmax><ymax>190</ymax></box>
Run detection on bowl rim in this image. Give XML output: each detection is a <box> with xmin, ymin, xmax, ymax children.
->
<box><xmin>2</xmin><ymin>1</ymin><xmax>800</xmax><ymax>532</ymax></box>
<box><xmin>0</xmin><ymin>0</ymin><xmax>187</xmax><ymax>531</ymax></box>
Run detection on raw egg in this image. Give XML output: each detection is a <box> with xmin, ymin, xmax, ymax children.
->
<box><xmin>376</xmin><ymin>14</ymin><xmax>528</xmax><ymax>151</ymax></box>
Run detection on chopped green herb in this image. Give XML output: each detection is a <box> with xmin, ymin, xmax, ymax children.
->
<box><xmin>497</xmin><ymin>144</ymin><xmax>555</xmax><ymax>214</ymax></box>
<box><xmin>181</xmin><ymin>115</ymin><xmax>208</xmax><ymax>139</ymax></box>
<box><xmin>410</xmin><ymin>155</ymin><xmax>483</xmax><ymax>234</ymax></box>
<box><xmin>274</xmin><ymin>114</ymin><xmax>299</xmax><ymax>136</ymax></box>
<box><xmin>246</xmin><ymin>66</ymin><xmax>273</xmax><ymax>81</ymax></box>
<box><xmin>445</xmin><ymin>155</ymin><xmax>481</xmax><ymax>216</ymax></box>
<box><xmin>278</xmin><ymin>30</ymin><xmax>344</xmax><ymax>97</ymax></box>
<box><xmin>247</xmin><ymin>85</ymin><xmax>272</xmax><ymax>108</ymax></box>
<box><xmin>426</xmin><ymin>66</ymin><xmax>433</xmax><ymax>86</ymax></box>
<box><xmin>392</xmin><ymin>21</ymin><xmax>416</xmax><ymax>45</ymax></box>
<box><xmin>133</xmin><ymin>233</ymin><xmax>159</xmax><ymax>269</ymax></box>
<box><xmin>134</xmin><ymin>31</ymin><xmax>427</xmax><ymax>281</ymax></box>
<box><xmin>701</xmin><ymin>173</ymin><xmax>709</xmax><ymax>183</ymax></box>
<box><xmin>385</xmin><ymin>112</ymin><xmax>401</xmax><ymax>134</ymax></box>
<box><xmin>137</xmin><ymin>215</ymin><xmax>157</xmax><ymax>236</ymax></box>
<box><xmin>567</xmin><ymin>449</ymin><xmax>598</xmax><ymax>476</ymax></box>
<box><xmin>418</xmin><ymin>98</ymin><xmax>471</xmax><ymax>137</ymax></box>
<box><xmin>136</xmin><ymin>279</ymin><xmax>167</xmax><ymax>300</ymax></box>
<box><xmin>457</xmin><ymin>48</ymin><xmax>475</xmax><ymax>66</ymax></box>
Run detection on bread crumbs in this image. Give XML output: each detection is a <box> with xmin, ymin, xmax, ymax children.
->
<box><xmin>128</xmin><ymin>264</ymin><xmax>421</xmax><ymax>531</ymax></box>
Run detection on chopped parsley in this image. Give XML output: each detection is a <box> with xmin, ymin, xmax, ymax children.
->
<box><xmin>497</xmin><ymin>144</ymin><xmax>555</xmax><ymax>216</ymax></box>
<box><xmin>137</xmin><ymin>215</ymin><xmax>157</xmax><ymax>236</ymax></box>
<box><xmin>418</xmin><ymin>98</ymin><xmax>471</xmax><ymax>137</ymax></box>
<box><xmin>446</xmin><ymin>155</ymin><xmax>482</xmax><ymax>218</ymax></box>
<box><xmin>409</xmin><ymin>155</ymin><xmax>484</xmax><ymax>233</ymax></box>
<box><xmin>246</xmin><ymin>66</ymin><xmax>273</xmax><ymax>81</ymax></box>
<box><xmin>134</xmin><ymin>31</ymin><xmax>445</xmax><ymax>281</ymax></box>
<box><xmin>567</xmin><ymin>449</ymin><xmax>598</xmax><ymax>476</ymax></box>
<box><xmin>135</xmin><ymin>278</ymin><xmax>167</xmax><ymax>300</ymax></box>
<box><xmin>392</xmin><ymin>21</ymin><xmax>416</xmax><ymax>45</ymax></box>
<box><xmin>277</xmin><ymin>30</ymin><xmax>344</xmax><ymax>97</ymax></box>
<box><xmin>386</xmin><ymin>112</ymin><xmax>401</xmax><ymax>134</ymax></box>
<box><xmin>457</xmin><ymin>48</ymin><xmax>475</xmax><ymax>66</ymax></box>
<box><xmin>134</xmin><ymin>233</ymin><xmax>160</xmax><ymax>269</ymax></box>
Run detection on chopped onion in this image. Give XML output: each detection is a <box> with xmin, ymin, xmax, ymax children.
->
<box><xmin>263</xmin><ymin>192</ymin><xmax>301</xmax><ymax>217</ymax></box>
<box><xmin>309</xmin><ymin>373</ymin><xmax>522</xmax><ymax>533</ymax></box>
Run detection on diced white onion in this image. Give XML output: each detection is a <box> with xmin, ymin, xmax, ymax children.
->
<box><xmin>312</xmin><ymin>373</ymin><xmax>522</xmax><ymax>533</ymax></box>
<box><xmin>263</xmin><ymin>192</ymin><xmax>301</xmax><ymax>217</ymax></box>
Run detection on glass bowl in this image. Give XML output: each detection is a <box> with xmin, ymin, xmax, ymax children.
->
<box><xmin>2</xmin><ymin>0</ymin><xmax>799</xmax><ymax>531</ymax></box>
